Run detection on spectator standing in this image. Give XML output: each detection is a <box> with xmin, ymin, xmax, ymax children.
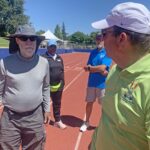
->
<box><xmin>0</xmin><ymin>24</ymin><xmax>50</xmax><ymax>150</ymax></box>
<box><xmin>90</xmin><ymin>2</ymin><xmax>150</xmax><ymax>150</ymax></box>
<box><xmin>42</xmin><ymin>40</ymin><xmax>67</xmax><ymax>129</ymax></box>
<box><xmin>80</xmin><ymin>33</ymin><xmax>112</xmax><ymax>132</ymax></box>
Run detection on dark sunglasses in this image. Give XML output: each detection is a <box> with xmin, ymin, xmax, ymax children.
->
<box><xmin>96</xmin><ymin>36</ymin><xmax>103</xmax><ymax>40</ymax></box>
<box><xmin>18</xmin><ymin>36</ymin><xmax>37</xmax><ymax>42</ymax></box>
<box><xmin>101</xmin><ymin>29</ymin><xmax>114</xmax><ymax>37</ymax></box>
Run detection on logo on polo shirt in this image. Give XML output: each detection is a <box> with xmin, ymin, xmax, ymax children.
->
<box><xmin>121</xmin><ymin>81</ymin><xmax>138</xmax><ymax>103</ymax></box>
<box><xmin>100</xmin><ymin>54</ymin><xmax>105</xmax><ymax>59</ymax></box>
<box><xmin>122</xmin><ymin>89</ymin><xmax>134</xmax><ymax>103</ymax></box>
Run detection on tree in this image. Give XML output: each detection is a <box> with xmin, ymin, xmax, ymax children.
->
<box><xmin>84</xmin><ymin>34</ymin><xmax>92</xmax><ymax>45</ymax></box>
<box><xmin>0</xmin><ymin>0</ymin><xmax>29</xmax><ymax>36</ymax></box>
<box><xmin>70</xmin><ymin>31</ymin><xmax>86</xmax><ymax>44</ymax></box>
<box><xmin>0</xmin><ymin>0</ymin><xmax>9</xmax><ymax>36</ymax></box>
<box><xmin>89</xmin><ymin>32</ymin><xmax>99</xmax><ymax>44</ymax></box>
<box><xmin>54</xmin><ymin>24</ymin><xmax>63</xmax><ymax>39</ymax></box>
<box><xmin>36</xmin><ymin>30</ymin><xmax>45</xmax><ymax>36</ymax></box>
<box><xmin>62</xmin><ymin>22</ymin><xmax>67</xmax><ymax>40</ymax></box>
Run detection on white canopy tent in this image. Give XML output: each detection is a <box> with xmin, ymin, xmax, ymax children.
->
<box><xmin>40</xmin><ymin>30</ymin><xmax>63</xmax><ymax>48</ymax></box>
<box><xmin>41</xmin><ymin>30</ymin><xmax>63</xmax><ymax>42</ymax></box>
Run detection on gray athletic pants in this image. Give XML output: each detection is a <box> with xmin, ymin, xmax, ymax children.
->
<box><xmin>0</xmin><ymin>105</ymin><xmax>46</xmax><ymax>150</ymax></box>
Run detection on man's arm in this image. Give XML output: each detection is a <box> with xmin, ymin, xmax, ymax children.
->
<box><xmin>0</xmin><ymin>59</ymin><xmax>5</xmax><ymax>118</ymax></box>
<box><xmin>84</xmin><ymin>64</ymin><xmax>108</xmax><ymax>76</ymax></box>
<box><xmin>0</xmin><ymin>101</ymin><xmax>4</xmax><ymax>118</ymax></box>
<box><xmin>42</xmin><ymin>60</ymin><xmax>51</xmax><ymax>124</ymax></box>
<box><xmin>61</xmin><ymin>56</ymin><xmax>65</xmax><ymax>85</ymax></box>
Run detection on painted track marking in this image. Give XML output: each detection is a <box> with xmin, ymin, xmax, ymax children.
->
<box><xmin>64</xmin><ymin>70</ymin><xmax>84</xmax><ymax>92</ymax></box>
<box><xmin>74</xmin><ymin>115</ymin><xmax>86</xmax><ymax>150</ymax></box>
<box><xmin>63</xmin><ymin>70</ymin><xmax>86</xmax><ymax>150</ymax></box>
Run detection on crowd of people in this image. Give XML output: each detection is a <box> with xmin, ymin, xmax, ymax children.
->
<box><xmin>1</xmin><ymin>2</ymin><xmax>150</xmax><ymax>150</ymax></box>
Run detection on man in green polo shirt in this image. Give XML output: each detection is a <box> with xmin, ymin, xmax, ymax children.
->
<box><xmin>90</xmin><ymin>2</ymin><xmax>150</xmax><ymax>150</ymax></box>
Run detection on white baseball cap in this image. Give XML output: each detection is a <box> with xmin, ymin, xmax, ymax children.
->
<box><xmin>91</xmin><ymin>2</ymin><xmax>150</xmax><ymax>34</ymax></box>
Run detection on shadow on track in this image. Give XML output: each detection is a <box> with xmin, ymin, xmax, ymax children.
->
<box><xmin>49</xmin><ymin>115</ymin><xmax>96</xmax><ymax>131</ymax></box>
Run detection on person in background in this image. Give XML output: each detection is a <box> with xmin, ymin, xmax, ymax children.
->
<box><xmin>0</xmin><ymin>24</ymin><xmax>50</xmax><ymax>150</ymax></box>
<box><xmin>42</xmin><ymin>39</ymin><xmax>67</xmax><ymax>129</ymax></box>
<box><xmin>90</xmin><ymin>2</ymin><xmax>150</xmax><ymax>150</ymax></box>
<box><xmin>80</xmin><ymin>33</ymin><xmax>112</xmax><ymax>132</ymax></box>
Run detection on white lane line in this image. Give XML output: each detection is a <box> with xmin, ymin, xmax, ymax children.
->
<box><xmin>74</xmin><ymin>132</ymin><xmax>83</xmax><ymax>150</ymax></box>
<box><xmin>63</xmin><ymin>70</ymin><xmax>86</xmax><ymax>150</ymax></box>
<box><xmin>63</xmin><ymin>70</ymin><xmax>84</xmax><ymax>92</ymax></box>
<box><xmin>74</xmin><ymin>115</ymin><xmax>86</xmax><ymax>150</ymax></box>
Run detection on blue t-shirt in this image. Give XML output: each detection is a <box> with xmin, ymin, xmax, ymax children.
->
<box><xmin>87</xmin><ymin>48</ymin><xmax>112</xmax><ymax>89</ymax></box>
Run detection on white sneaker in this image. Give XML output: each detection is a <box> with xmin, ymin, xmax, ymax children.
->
<box><xmin>80</xmin><ymin>122</ymin><xmax>90</xmax><ymax>132</ymax></box>
<box><xmin>54</xmin><ymin>120</ymin><xmax>67</xmax><ymax>129</ymax></box>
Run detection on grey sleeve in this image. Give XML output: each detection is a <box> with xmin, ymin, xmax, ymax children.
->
<box><xmin>0</xmin><ymin>59</ymin><xmax>5</xmax><ymax>103</ymax></box>
<box><xmin>42</xmin><ymin>60</ymin><xmax>51</xmax><ymax>112</ymax></box>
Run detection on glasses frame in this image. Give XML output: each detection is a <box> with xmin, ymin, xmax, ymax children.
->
<box><xmin>17</xmin><ymin>36</ymin><xmax>37</xmax><ymax>42</ymax></box>
<box><xmin>101</xmin><ymin>29</ymin><xmax>114</xmax><ymax>37</ymax></box>
<box><xmin>96</xmin><ymin>36</ymin><xmax>103</xmax><ymax>41</ymax></box>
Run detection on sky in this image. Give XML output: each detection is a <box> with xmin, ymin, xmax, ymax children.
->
<box><xmin>24</xmin><ymin>0</ymin><xmax>150</xmax><ymax>35</ymax></box>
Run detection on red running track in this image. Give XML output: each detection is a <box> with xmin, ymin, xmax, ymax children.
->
<box><xmin>45</xmin><ymin>53</ymin><xmax>102</xmax><ymax>150</ymax></box>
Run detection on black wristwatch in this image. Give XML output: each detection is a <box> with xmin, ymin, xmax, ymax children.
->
<box><xmin>106</xmin><ymin>66</ymin><xmax>109</xmax><ymax>71</ymax></box>
<box><xmin>87</xmin><ymin>66</ymin><xmax>90</xmax><ymax>71</ymax></box>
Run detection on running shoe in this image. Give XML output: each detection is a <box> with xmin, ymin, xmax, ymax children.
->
<box><xmin>54</xmin><ymin>120</ymin><xmax>67</xmax><ymax>129</ymax></box>
<box><xmin>80</xmin><ymin>122</ymin><xmax>90</xmax><ymax>132</ymax></box>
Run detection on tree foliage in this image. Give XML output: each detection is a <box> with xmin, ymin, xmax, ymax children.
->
<box><xmin>0</xmin><ymin>0</ymin><xmax>29</xmax><ymax>36</ymax></box>
<box><xmin>54</xmin><ymin>23</ymin><xmax>68</xmax><ymax>41</ymax></box>
<box><xmin>0</xmin><ymin>1</ymin><xmax>99</xmax><ymax>47</ymax></box>
<box><xmin>69</xmin><ymin>31</ymin><xmax>87</xmax><ymax>44</ymax></box>
<box><xmin>46</xmin><ymin>22</ymin><xmax>98</xmax><ymax>46</ymax></box>
<box><xmin>54</xmin><ymin>24</ymin><xmax>63</xmax><ymax>39</ymax></box>
<box><xmin>62</xmin><ymin>22</ymin><xmax>67</xmax><ymax>40</ymax></box>
<box><xmin>36</xmin><ymin>30</ymin><xmax>45</xmax><ymax>36</ymax></box>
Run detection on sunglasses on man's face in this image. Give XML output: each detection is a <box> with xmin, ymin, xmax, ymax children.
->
<box><xmin>96</xmin><ymin>36</ymin><xmax>103</xmax><ymax>40</ymax></box>
<box><xmin>101</xmin><ymin>29</ymin><xmax>114</xmax><ymax>37</ymax></box>
<box><xmin>18</xmin><ymin>36</ymin><xmax>37</xmax><ymax>42</ymax></box>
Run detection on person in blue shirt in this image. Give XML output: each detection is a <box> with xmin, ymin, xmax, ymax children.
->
<box><xmin>80</xmin><ymin>33</ymin><xmax>112</xmax><ymax>132</ymax></box>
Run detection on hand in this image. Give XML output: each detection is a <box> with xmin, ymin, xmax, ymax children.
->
<box><xmin>101</xmin><ymin>70</ymin><xmax>108</xmax><ymax>76</ymax></box>
<box><xmin>84</xmin><ymin>65</ymin><xmax>90</xmax><ymax>71</ymax></box>
<box><xmin>44</xmin><ymin>112</ymin><xmax>50</xmax><ymax>124</ymax></box>
<box><xmin>83</xmin><ymin>66</ymin><xmax>88</xmax><ymax>71</ymax></box>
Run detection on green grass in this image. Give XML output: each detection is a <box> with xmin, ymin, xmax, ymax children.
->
<box><xmin>0</xmin><ymin>37</ymin><xmax>9</xmax><ymax>48</ymax></box>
